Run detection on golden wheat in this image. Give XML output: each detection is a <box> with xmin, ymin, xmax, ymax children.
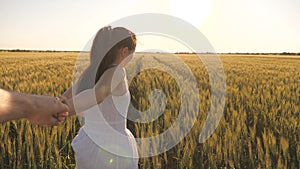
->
<box><xmin>0</xmin><ymin>52</ymin><xmax>299</xmax><ymax>169</ymax></box>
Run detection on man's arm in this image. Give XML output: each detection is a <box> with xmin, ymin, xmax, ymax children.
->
<box><xmin>0</xmin><ymin>89</ymin><xmax>69</xmax><ymax>125</ymax></box>
<box><xmin>0</xmin><ymin>89</ymin><xmax>28</xmax><ymax>123</ymax></box>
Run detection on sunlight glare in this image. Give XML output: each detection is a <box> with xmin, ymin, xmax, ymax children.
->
<box><xmin>169</xmin><ymin>0</ymin><xmax>212</xmax><ymax>27</ymax></box>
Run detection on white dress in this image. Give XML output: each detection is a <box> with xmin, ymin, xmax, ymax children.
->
<box><xmin>71</xmin><ymin>68</ymin><xmax>139</xmax><ymax>169</ymax></box>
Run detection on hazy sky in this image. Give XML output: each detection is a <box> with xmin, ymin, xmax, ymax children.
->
<box><xmin>0</xmin><ymin>0</ymin><xmax>299</xmax><ymax>53</ymax></box>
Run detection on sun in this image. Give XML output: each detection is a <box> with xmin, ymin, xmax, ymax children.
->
<box><xmin>169</xmin><ymin>0</ymin><xmax>212</xmax><ymax>27</ymax></box>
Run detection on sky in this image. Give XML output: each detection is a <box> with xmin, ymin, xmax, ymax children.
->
<box><xmin>0</xmin><ymin>0</ymin><xmax>299</xmax><ymax>53</ymax></box>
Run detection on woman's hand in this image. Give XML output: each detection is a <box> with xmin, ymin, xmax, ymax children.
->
<box><xmin>52</xmin><ymin>96</ymin><xmax>69</xmax><ymax>123</ymax></box>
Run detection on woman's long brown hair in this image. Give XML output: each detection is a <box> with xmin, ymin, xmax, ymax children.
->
<box><xmin>76</xmin><ymin>26</ymin><xmax>136</xmax><ymax>94</ymax></box>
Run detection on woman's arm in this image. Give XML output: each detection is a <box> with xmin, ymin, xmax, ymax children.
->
<box><xmin>63</xmin><ymin>69</ymin><xmax>87</xmax><ymax>99</ymax></box>
<box><xmin>63</xmin><ymin>82</ymin><xmax>78</xmax><ymax>99</ymax></box>
<box><xmin>66</xmin><ymin>66</ymin><xmax>125</xmax><ymax>116</ymax></box>
<box><xmin>66</xmin><ymin>85</ymin><xmax>109</xmax><ymax>116</ymax></box>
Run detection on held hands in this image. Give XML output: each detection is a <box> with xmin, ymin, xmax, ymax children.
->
<box><xmin>25</xmin><ymin>95</ymin><xmax>69</xmax><ymax>126</ymax></box>
<box><xmin>52</xmin><ymin>96</ymin><xmax>69</xmax><ymax>123</ymax></box>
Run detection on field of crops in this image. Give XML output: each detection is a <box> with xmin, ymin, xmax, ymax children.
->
<box><xmin>0</xmin><ymin>52</ymin><xmax>299</xmax><ymax>169</ymax></box>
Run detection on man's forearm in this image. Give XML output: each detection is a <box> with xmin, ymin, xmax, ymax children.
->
<box><xmin>0</xmin><ymin>88</ymin><xmax>69</xmax><ymax>125</ymax></box>
<box><xmin>0</xmin><ymin>89</ymin><xmax>32</xmax><ymax>123</ymax></box>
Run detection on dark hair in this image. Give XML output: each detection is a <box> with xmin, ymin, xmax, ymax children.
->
<box><xmin>76</xmin><ymin>26</ymin><xmax>136</xmax><ymax>94</ymax></box>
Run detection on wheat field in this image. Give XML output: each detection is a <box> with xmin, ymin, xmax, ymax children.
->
<box><xmin>0</xmin><ymin>52</ymin><xmax>299</xmax><ymax>169</ymax></box>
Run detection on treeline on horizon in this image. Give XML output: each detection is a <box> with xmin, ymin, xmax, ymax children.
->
<box><xmin>0</xmin><ymin>49</ymin><xmax>300</xmax><ymax>55</ymax></box>
<box><xmin>175</xmin><ymin>52</ymin><xmax>300</xmax><ymax>55</ymax></box>
<box><xmin>0</xmin><ymin>49</ymin><xmax>79</xmax><ymax>53</ymax></box>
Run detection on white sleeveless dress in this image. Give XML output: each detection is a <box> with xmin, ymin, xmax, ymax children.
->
<box><xmin>71</xmin><ymin>68</ymin><xmax>138</xmax><ymax>169</ymax></box>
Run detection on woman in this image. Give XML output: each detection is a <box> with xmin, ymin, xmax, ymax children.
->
<box><xmin>63</xmin><ymin>26</ymin><xmax>138</xmax><ymax>169</ymax></box>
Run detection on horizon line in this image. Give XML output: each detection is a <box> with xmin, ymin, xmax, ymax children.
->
<box><xmin>0</xmin><ymin>49</ymin><xmax>300</xmax><ymax>55</ymax></box>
